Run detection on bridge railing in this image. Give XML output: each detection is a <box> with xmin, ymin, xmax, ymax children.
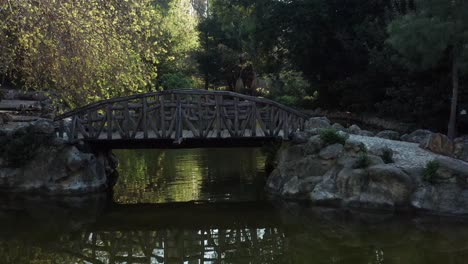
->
<box><xmin>54</xmin><ymin>89</ymin><xmax>308</xmax><ymax>142</ymax></box>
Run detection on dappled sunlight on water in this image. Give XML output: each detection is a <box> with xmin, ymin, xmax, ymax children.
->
<box><xmin>113</xmin><ymin>148</ymin><xmax>267</xmax><ymax>203</ymax></box>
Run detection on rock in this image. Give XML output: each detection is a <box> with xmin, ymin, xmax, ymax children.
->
<box><xmin>281</xmin><ymin>176</ymin><xmax>301</xmax><ymax>197</ymax></box>
<box><xmin>401</xmin><ymin>129</ymin><xmax>433</xmax><ymax>144</ymax></box>
<box><xmin>0</xmin><ymin>113</ymin><xmax>12</xmax><ymax>125</ymax></box>
<box><xmin>411</xmin><ymin>184</ymin><xmax>468</xmax><ymax>215</ymax></box>
<box><xmin>31</xmin><ymin>119</ymin><xmax>55</xmax><ymax>134</ymax></box>
<box><xmin>344</xmin><ymin>138</ymin><xmax>367</xmax><ymax>155</ymax></box>
<box><xmin>304</xmin><ymin>135</ymin><xmax>324</xmax><ymax>154</ymax></box>
<box><xmin>359</xmin><ymin>130</ymin><xmax>375</xmax><ymax>137</ymax></box>
<box><xmin>319</xmin><ymin>144</ymin><xmax>344</xmax><ymax>160</ymax></box>
<box><xmin>331</xmin><ymin>123</ymin><xmax>346</xmax><ymax>131</ymax></box>
<box><xmin>305</xmin><ymin>117</ymin><xmax>331</xmax><ymax>130</ymax></box>
<box><xmin>376</xmin><ymin>130</ymin><xmax>400</xmax><ymax>140</ymax></box>
<box><xmin>290</xmin><ymin>131</ymin><xmax>308</xmax><ymax>144</ymax></box>
<box><xmin>369</xmin><ymin>146</ymin><xmax>394</xmax><ymax>163</ymax></box>
<box><xmin>454</xmin><ymin>137</ymin><xmax>468</xmax><ymax>162</ymax></box>
<box><xmin>366</xmin><ymin>164</ymin><xmax>415</xmax><ymax>204</ymax></box>
<box><xmin>309</xmin><ymin>168</ymin><xmax>342</xmax><ymax>205</ymax></box>
<box><xmin>434</xmin><ymin>156</ymin><xmax>468</xmax><ymax>182</ymax></box>
<box><xmin>419</xmin><ymin>133</ymin><xmax>454</xmax><ymax>157</ymax></box>
<box><xmin>348</xmin><ymin>124</ymin><xmax>361</xmax><ymax>135</ymax></box>
<box><xmin>337</xmin><ymin>130</ymin><xmax>350</xmax><ymax>140</ymax></box>
<box><xmin>0</xmin><ymin>123</ymin><xmax>117</xmax><ymax>194</ymax></box>
<box><xmin>265</xmin><ymin>169</ymin><xmax>283</xmax><ymax>193</ymax></box>
<box><xmin>278</xmin><ymin>155</ymin><xmax>334</xmax><ymax>181</ymax></box>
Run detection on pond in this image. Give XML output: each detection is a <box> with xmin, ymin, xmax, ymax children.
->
<box><xmin>0</xmin><ymin>148</ymin><xmax>467</xmax><ymax>263</ymax></box>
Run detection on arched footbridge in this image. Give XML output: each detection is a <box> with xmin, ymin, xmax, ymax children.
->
<box><xmin>54</xmin><ymin>89</ymin><xmax>308</xmax><ymax>148</ymax></box>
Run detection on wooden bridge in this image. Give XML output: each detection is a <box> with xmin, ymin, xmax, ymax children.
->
<box><xmin>54</xmin><ymin>89</ymin><xmax>308</xmax><ymax>148</ymax></box>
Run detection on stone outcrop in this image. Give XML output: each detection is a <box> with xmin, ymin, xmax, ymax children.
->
<box><xmin>267</xmin><ymin>123</ymin><xmax>468</xmax><ymax>216</ymax></box>
<box><xmin>376</xmin><ymin>130</ymin><xmax>400</xmax><ymax>140</ymax></box>
<box><xmin>401</xmin><ymin>129</ymin><xmax>433</xmax><ymax>144</ymax></box>
<box><xmin>0</xmin><ymin>120</ymin><xmax>118</xmax><ymax>194</ymax></box>
<box><xmin>419</xmin><ymin>133</ymin><xmax>454</xmax><ymax>157</ymax></box>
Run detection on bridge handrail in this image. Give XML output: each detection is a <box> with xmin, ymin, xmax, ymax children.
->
<box><xmin>54</xmin><ymin>89</ymin><xmax>309</xmax><ymax>121</ymax></box>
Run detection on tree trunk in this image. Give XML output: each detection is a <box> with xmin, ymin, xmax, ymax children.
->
<box><xmin>448</xmin><ymin>53</ymin><xmax>459</xmax><ymax>140</ymax></box>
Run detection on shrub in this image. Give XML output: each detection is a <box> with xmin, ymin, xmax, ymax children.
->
<box><xmin>382</xmin><ymin>149</ymin><xmax>394</xmax><ymax>164</ymax></box>
<box><xmin>423</xmin><ymin>160</ymin><xmax>440</xmax><ymax>183</ymax></box>
<box><xmin>319</xmin><ymin>128</ymin><xmax>346</xmax><ymax>146</ymax></box>
<box><xmin>353</xmin><ymin>153</ymin><xmax>370</xmax><ymax>169</ymax></box>
<box><xmin>160</xmin><ymin>73</ymin><xmax>194</xmax><ymax>90</ymax></box>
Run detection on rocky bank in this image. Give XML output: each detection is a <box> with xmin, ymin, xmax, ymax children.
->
<box><xmin>267</xmin><ymin>117</ymin><xmax>468</xmax><ymax>216</ymax></box>
<box><xmin>0</xmin><ymin>120</ymin><xmax>118</xmax><ymax>194</ymax></box>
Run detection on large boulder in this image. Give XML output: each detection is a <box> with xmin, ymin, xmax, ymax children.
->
<box><xmin>0</xmin><ymin>113</ymin><xmax>12</xmax><ymax>125</ymax></box>
<box><xmin>434</xmin><ymin>156</ymin><xmax>468</xmax><ymax>183</ymax></box>
<box><xmin>319</xmin><ymin>143</ymin><xmax>344</xmax><ymax>160</ymax></box>
<box><xmin>305</xmin><ymin>117</ymin><xmax>331</xmax><ymax>130</ymax></box>
<box><xmin>31</xmin><ymin>119</ymin><xmax>55</xmax><ymax>134</ymax></box>
<box><xmin>331</xmin><ymin>123</ymin><xmax>346</xmax><ymax>131</ymax></box>
<box><xmin>0</xmin><ymin>122</ymin><xmax>117</xmax><ymax>194</ymax></box>
<box><xmin>376</xmin><ymin>130</ymin><xmax>400</xmax><ymax>140</ymax></box>
<box><xmin>338</xmin><ymin>164</ymin><xmax>414</xmax><ymax>210</ymax></box>
<box><xmin>419</xmin><ymin>133</ymin><xmax>454</xmax><ymax>157</ymax></box>
<box><xmin>411</xmin><ymin>184</ymin><xmax>468</xmax><ymax>215</ymax></box>
<box><xmin>454</xmin><ymin>137</ymin><xmax>468</xmax><ymax>162</ymax></box>
<box><xmin>348</xmin><ymin>124</ymin><xmax>362</xmax><ymax>135</ymax></box>
<box><xmin>401</xmin><ymin>129</ymin><xmax>433</xmax><ymax>144</ymax></box>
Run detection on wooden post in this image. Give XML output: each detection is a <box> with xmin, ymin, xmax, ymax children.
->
<box><xmin>58</xmin><ymin>120</ymin><xmax>64</xmax><ymax>138</ymax></box>
<box><xmin>106</xmin><ymin>105</ymin><xmax>112</xmax><ymax>140</ymax></box>
<box><xmin>123</xmin><ymin>102</ymin><xmax>130</xmax><ymax>138</ymax></box>
<box><xmin>160</xmin><ymin>95</ymin><xmax>166</xmax><ymax>138</ymax></box>
<box><xmin>174</xmin><ymin>95</ymin><xmax>183</xmax><ymax>144</ymax></box>
<box><xmin>142</xmin><ymin>98</ymin><xmax>148</xmax><ymax>139</ymax></box>
<box><xmin>251</xmin><ymin>103</ymin><xmax>257</xmax><ymax>137</ymax></box>
<box><xmin>234</xmin><ymin>97</ymin><xmax>239</xmax><ymax>136</ymax></box>
<box><xmin>214</xmin><ymin>95</ymin><xmax>221</xmax><ymax>138</ymax></box>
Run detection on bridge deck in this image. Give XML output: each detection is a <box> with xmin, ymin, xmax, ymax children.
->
<box><xmin>55</xmin><ymin>89</ymin><xmax>307</xmax><ymax>148</ymax></box>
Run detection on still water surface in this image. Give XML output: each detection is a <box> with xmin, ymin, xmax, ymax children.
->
<box><xmin>1</xmin><ymin>148</ymin><xmax>468</xmax><ymax>263</ymax></box>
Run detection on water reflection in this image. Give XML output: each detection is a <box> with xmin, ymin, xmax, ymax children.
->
<box><xmin>113</xmin><ymin>148</ymin><xmax>266</xmax><ymax>203</ymax></box>
<box><xmin>1</xmin><ymin>199</ymin><xmax>468</xmax><ymax>264</ymax></box>
<box><xmin>2</xmin><ymin>149</ymin><xmax>468</xmax><ymax>264</ymax></box>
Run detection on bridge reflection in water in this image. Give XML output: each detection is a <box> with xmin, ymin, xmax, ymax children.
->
<box><xmin>68</xmin><ymin>226</ymin><xmax>285</xmax><ymax>263</ymax></box>
<box><xmin>2</xmin><ymin>199</ymin><xmax>468</xmax><ymax>264</ymax></box>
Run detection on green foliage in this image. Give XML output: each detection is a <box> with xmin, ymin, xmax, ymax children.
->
<box><xmin>2</xmin><ymin>127</ymin><xmax>53</xmax><ymax>167</ymax></box>
<box><xmin>160</xmin><ymin>73</ymin><xmax>195</xmax><ymax>90</ymax></box>
<box><xmin>353</xmin><ymin>153</ymin><xmax>371</xmax><ymax>169</ymax></box>
<box><xmin>0</xmin><ymin>0</ymin><xmax>200</xmax><ymax>106</ymax></box>
<box><xmin>263</xmin><ymin>70</ymin><xmax>314</xmax><ymax>107</ymax></box>
<box><xmin>319</xmin><ymin>128</ymin><xmax>346</xmax><ymax>146</ymax></box>
<box><xmin>382</xmin><ymin>149</ymin><xmax>394</xmax><ymax>164</ymax></box>
<box><xmin>423</xmin><ymin>160</ymin><xmax>440</xmax><ymax>183</ymax></box>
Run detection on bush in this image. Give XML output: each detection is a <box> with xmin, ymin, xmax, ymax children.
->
<box><xmin>353</xmin><ymin>153</ymin><xmax>371</xmax><ymax>169</ymax></box>
<box><xmin>319</xmin><ymin>128</ymin><xmax>346</xmax><ymax>146</ymax></box>
<box><xmin>160</xmin><ymin>73</ymin><xmax>194</xmax><ymax>90</ymax></box>
<box><xmin>423</xmin><ymin>160</ymin><xmax>440</xmax><ymax>183</ymax></box>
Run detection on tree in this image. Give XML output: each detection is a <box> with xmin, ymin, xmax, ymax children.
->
<box><xmin>387</xmin><ymin>0</ymin><xmax>468</xmax><ymax>139</ymax></box>
<box><xmin>0</xmin><ymin>0</ymin><xmax>167</xmax><ymax>105</ymax></box>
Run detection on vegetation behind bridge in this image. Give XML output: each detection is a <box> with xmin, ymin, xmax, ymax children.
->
<box><xmin>1</xmin><ymin>0</ymin><xmax>467</xmax><ymax>135</ymax></box>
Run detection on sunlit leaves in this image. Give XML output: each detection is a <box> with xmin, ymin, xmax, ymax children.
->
<box><xmin>0</xmin><ymin>0</ymin><xmax>168</xmax><ymax>106</ymax></box>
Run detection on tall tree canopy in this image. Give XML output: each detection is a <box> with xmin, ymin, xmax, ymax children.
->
<box><xmin>387</xmin><ymin>0</ymin><xmax>468</xmax><ymax>138</ymax></box>
<box><xmin>0</xmin><ymin>0</ymin><xmax>199</xmax><ymax>105</ymax></box>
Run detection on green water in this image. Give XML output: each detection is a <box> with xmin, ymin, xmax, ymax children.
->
<box><xmin>0</xmin><ymin>148</ymin><xmax>468</xmax><ymax>264</ymax></box>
